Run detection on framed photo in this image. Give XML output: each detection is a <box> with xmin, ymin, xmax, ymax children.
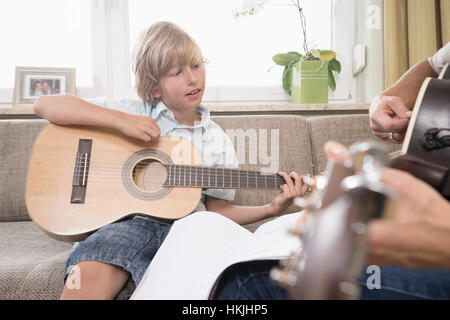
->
<box><xmin>13</xmin><ymin>66</ymin><xmax>76</xmax><ymax>107</ymax></box>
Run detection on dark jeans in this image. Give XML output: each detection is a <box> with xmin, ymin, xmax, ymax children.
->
<box><xmin>216</xmin><ymin>260</ymin><xmax>450</xmax><ymax>300</ymax></box>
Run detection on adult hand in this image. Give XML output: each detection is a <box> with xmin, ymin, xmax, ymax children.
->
<box><xmin>367</xmin><ymin>168</ymin><xmax>450</xmax><ymax>269</ymax></box>
<box><xmin>325</xmin><ymin>141</ymin><xmax>450</xmax><ymax>270</ymax></box>
<box><xmin>369</xmin><ymin>95</ymin><xmax>411</xmax><ymax>144</ymax></box>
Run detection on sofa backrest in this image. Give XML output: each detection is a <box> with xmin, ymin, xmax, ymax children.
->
<box><xmin>308</xmin><ymin>115</ymin><xmax>400</xmax><ymax>174</ymax></box>
<box><xmin>0</xmin><ymin>115</ymin><xmax>398</xmax><ymax>225</ymax></box>
<box><xmin>0</xmin><ymin>120</ymin><xmax>49</xmax><ymax>222</ymax></box>
<box><xmin>212</xmin><ymin>115</ymin><xmax>313</xmax><ymax>226</ymax></box>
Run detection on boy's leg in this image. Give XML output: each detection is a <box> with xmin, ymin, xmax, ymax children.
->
<box><xmin>359</xmin><ymin>266</ymin><xmax>450</xmax><ymax>300</ymax></box>
<box><xmin>61</xmin><ymin>261</ymin><xmax>130</xmax><ymax>300</ymax></box>
<box><xmin>61</xmin><ymin>216</ymin><xmax>172</xmax><ymax>300</ymax></box>
<box><xmin>216</xmin><ymin>260</ymin><xmax>287</xmax><ymax>300</ymax></box>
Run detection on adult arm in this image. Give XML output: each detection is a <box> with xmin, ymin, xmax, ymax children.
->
<box><xmin>369</xmin><ymin>60</ymin><xmax>436</xmax><ymax>143</ymax></box>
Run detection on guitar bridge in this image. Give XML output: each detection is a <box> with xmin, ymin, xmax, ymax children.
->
<box><xmin>71</xmin><ymin>139</ymin><xmax>92</xmax><ymax>204</ymax></box>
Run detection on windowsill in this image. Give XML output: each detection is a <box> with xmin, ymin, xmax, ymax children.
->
<box><xmin>0</xmin><ymin>105</ymin><xmax>35</xmax><ymax>114</ymax></box>
<box><xmin>204</xmin><ymin>103</ymin><xmax>369</xmax><ymax>113</ymax></box>
<box><xmin>0</xmin><ymin>103</ymin><xmax>369</xmax><ymax>118</ymax></box>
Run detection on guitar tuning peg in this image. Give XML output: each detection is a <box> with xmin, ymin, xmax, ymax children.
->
<box><xmin>288</xmin><ymin>226</ymin><xmax>300</xmax><ymax>236</ymax></box>
<box><xmin>338</xmin><ymin>281</ymin><xmax>361</xmax><ymax>300</ymax></box>
<box><xmin>270</xmin><ymin>267</ymin><xmax>287</xmax><ymax>287</ymax></box>
<box><xmin>351</xmin><ymin>222</ymin><xmax>366</xmax><ymax>235</ymax></box>
<box><xmin>302</xmin><ymin>174</ymin><xmax>315</xmax><ymax>186</ymax></box>
<box><xmin>279</xmin><ymin>258</ymin><xmax>289</xmax><ymax>267</ymax></box>
<box><xmin>270</xmin><ymin>266</ymin><xmax>298</xmax><ymax>288</ymax></box>
<box><xmin>294</xmin><ymin>196</ymin><xmax>309</xmax><ymax>208</ymax></box>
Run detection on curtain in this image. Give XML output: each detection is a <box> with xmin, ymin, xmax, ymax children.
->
<box><xmin>383</xmin><ymin>0</ymin><xmax>449</xmax><ymax>88</ymax></box>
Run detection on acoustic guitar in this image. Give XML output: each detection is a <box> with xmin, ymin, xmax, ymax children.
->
<box><xmin>390</xmin><ymin>64</ymin><xmax>450</xmax><ymax>198</ymax></box>
<box><xmin>272</xmin><ymin>64</ymin><xmax>450</xmax><ymax>299</ymax></box>
<box><xmin>25</xmin><ymin>125</ymin><xmax>313</xmax><ymax>242</ymax></box>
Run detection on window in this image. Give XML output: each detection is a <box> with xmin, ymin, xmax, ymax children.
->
<box><xmin>1</xmin><ymin>0</ymin><xmax>358</xmax><ymax>105</ymax></box>
<box><xmin>127</xmin><ymin>0</ymin><xmax>354</xmax><ymax>103</ymax></box>
<box><xmin>0</xmin><ymin>0</ymin><xmax>94</xmax><ymax>103</ymax></box>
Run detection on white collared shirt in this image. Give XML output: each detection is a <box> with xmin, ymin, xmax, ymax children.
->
<box><xmin>428</xmin><ymin>42</ymin><xmax>450</xmax><ymax>75</ymax></box>
<box><xmin>87</xmin><ymin>97</ymin><xmax>239</xmax><ymax>210</ymax></box>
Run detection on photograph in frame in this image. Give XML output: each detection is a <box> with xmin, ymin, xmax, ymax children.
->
<box><xmin>13</xmin><ymin>66</ymin><xmax>76</xmax><ymax>107</ymax></box>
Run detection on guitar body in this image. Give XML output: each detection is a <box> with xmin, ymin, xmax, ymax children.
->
<box><xmin>394</xmin><ymin>77</ymin><xmax>450</xmax><ymax>197</ymax></box>
<box><xmin>402</xmin><ymin>78</ymin><xmax>450</xmax><ymax>167</ymax></box>
<box><xmin>26</xmin><ymin>124</ymin><xmax>202</xmax><ymax>242</ymax></box>
<box><xmin>276</xmin><ymin>70</ymin><xmax>450</xmax><ymax>299</ymax></box>
<box><xmin>439</xmin><ymin>62</ymin><xmax>450</xmax><ymax>80</ymax></box>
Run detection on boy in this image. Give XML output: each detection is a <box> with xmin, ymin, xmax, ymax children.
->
<box><xmin>33</xmin><ymin>21</ymin><xmax>308</xmax><ymax>299</ymax></box>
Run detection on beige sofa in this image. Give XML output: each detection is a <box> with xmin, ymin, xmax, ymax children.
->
<box><xmin>0</xmin><ymin>114</ymin><xmax>398</xmax><ymax>299</ymax></box>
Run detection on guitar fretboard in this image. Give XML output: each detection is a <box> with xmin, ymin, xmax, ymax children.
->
<box><xmin>163</xmin><ymin>164</ymin><xmax>285</xmax><ymax>190</ymax></box>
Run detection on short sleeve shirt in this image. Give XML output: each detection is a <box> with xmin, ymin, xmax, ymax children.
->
<box><xmin>87</xmin><ymin>97</ymin><xmax>239</xmax><ymax>211</ymax></box>
<box><xmin>428</xmin><ymin>42</ymin><xmax>450</xmax><ymax>76</ymax></box>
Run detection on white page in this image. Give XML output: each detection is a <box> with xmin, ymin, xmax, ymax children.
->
<box><xmin>131</xmin><ymin>210</ymin><xmax>304</xmax><ymax>300</ymax></box>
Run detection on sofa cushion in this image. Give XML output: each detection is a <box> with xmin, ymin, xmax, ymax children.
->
<box><xmin>308</xmin><ymin>115</ymin><xmax>400</xmax><ymax>174</ymax></box>
<box><xmin>0</xmin><ymin>221</ymin><xmax>72</xmax><ymax>299</ymax></box>
<box><xmin>0</xmin><ymin>120</ymin><xmax>49</xmax><ymax>222</ymax></box>
<box><xmin>213</xmin><ymin>115</ymin><xmax>312</xmax><ymax>231</ymax></box>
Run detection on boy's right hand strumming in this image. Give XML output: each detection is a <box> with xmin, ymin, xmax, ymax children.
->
<box><xmin>33</xmin><ymin>94</ymin><xmax>161</xmax><ymax>143</ymax></box>
<box><xmin>118</xmin><ymin>113</ymin><xmax>161</xmax><ymax>142</ymax></box>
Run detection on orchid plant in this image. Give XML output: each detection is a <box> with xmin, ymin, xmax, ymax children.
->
<box><xmin>234</xmin><ymin>0</ymin><xmax>341</xmax><ymax>94</ymax></box>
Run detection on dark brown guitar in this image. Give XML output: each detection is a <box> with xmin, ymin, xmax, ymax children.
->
<box><xmin>271</xmin><ymin>143</ymin><xmax>390</xmax><ymax>299</ymax></box>
<box><xmin>390</xmin><ymin>77</ymin><xmax>450</xmax><ymax>198</ymax></box>
<box><xmin>273</xmin><ymin>65</ymin><xmax>450</xmax><ymax>299</ymax></box>
<box><xmin>390</xmin><ymin>63</ymin><xmax>450</xmax><ymax>198</ymax></box>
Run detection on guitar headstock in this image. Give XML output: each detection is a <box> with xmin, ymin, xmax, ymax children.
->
<box><xmin>271</xmin><ymin>141</ymin><xmax>396</xmax><ymax>299</ymax></box>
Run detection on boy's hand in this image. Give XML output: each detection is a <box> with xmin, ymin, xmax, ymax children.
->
<box><xmin>269</xmin><ymin>171</ymin><xmax>310</xmax><ymax>216</ymax></box>
<box><xmin>118</xmin><ymin>114</ymin><xmax>161</xmax><ymax>142</ymax></box>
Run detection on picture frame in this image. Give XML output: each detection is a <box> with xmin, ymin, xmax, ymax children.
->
<box><xmin>13</xmin><ymin>66</ymin><xmax>76</xmax><ymax>107</ymax></box>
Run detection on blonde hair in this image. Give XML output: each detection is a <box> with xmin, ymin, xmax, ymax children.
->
<box><xmin>132</xmin><ymin>21</ymin><xmax>204</xmax><ymax>105</ymax></box>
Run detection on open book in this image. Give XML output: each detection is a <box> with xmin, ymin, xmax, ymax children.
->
<box><xmin>131</xmin><ymin>210</ymin><xmax>304</xmax><ymax>300</ymax></box>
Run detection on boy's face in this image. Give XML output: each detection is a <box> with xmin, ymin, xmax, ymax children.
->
<box><xmin>153</xmin><ymin>63</ymin><xmax>206</xmax><ymax>111</ymax></box>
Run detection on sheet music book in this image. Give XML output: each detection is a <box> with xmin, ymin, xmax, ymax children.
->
<box><xmin>131</xmin><ymin>210</ymin><xmax>303</xmax><ymax>300</ymax></box>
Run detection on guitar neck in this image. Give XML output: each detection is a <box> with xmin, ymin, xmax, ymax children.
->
<box><xmin>162</xmin><ymin>164</ymin><xmax>286</xmax><ymax>190</ymax></box>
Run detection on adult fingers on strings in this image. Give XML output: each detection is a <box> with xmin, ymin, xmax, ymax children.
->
<box><xmin>373</xmin><ymin>97</ymin><xmax>410</xmax><ymax>133</ymax></box>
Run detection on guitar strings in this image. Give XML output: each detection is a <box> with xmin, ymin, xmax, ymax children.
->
<box><xmin>70</xmin><ymin>171</ymin><xmax>284</xmax><ymax>184</ymax></box>
<box><xmin>41</xmin><ymin>158</ymin><xmax>298</xmax><ymax>185</ymax></box>
<box><xmin>71</xmin><ymin>165</ymin><xmax>281</xmax><ymax>176</ymax></box>
<box><xmin>70</xmin><ymin>177</ymin><xmax>287</xmax><ymax>190</ymax></box>
<box><xmin>70</xmin><ymin>163</ymin><xmax>292</xmax><ymax>181</ymax></box>
<box><xmin>38</xmin><ymin>155</ymin><xmax>286</xmax><ymax>175</ymax></box>
<box><xmin>47</xmin><ymin>156</ymin><xmax>281</xmax><ymax>175</ymax></box>
<box><xmin>69</xmin><ymin>162</ymin><xmax>284</xmax><ymax>178</ymax></box>
<box><xmin>69</xmin><ymin>164</ymin><xmax>286</xmax><ymax>187</ymax></box>
<box><xmin>47</xmin><ymin>156</ymin><xmax>294</xmax><ymax>186</ymax></box>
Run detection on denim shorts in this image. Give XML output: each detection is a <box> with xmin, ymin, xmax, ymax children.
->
<box><xmin>64</xmin><ymin>215</ymin><xmax>172</xmax><ymax>286</ymax></box>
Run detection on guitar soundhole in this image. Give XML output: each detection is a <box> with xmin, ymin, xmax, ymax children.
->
<box><xmin>132</xmin><ymin>159</ymin><xmax>167</xmax><ymax>193</ymax></box>
<box><xmin>122</xmin><ymin>149</ymin><xmax>173</xmax><ymax>201</ymax></box>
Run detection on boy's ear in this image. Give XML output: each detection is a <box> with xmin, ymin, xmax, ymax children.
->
<box><xmin>151</xmin><ymin>88</ymin><xmax>161</xmax><ymax>99</ymax></box>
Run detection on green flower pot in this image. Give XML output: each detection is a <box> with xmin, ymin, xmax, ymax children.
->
<box><xmin>291</xmin><ymin>60</ymin><xmax>328</xmax><ymax>104</ymax></box>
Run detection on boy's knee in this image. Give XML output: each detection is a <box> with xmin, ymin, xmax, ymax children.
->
<box><xmin>63</xmin><ymin>261</ymin><xmax>130</xmax><ymax>299</ymax></box>
<box><xmin>76</xmin><ymin>261</ymin><xmax>129</xmax><ymax>282</ymax></box>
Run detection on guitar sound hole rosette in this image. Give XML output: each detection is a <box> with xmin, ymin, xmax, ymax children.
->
<box><xmin>122</xmin><ymin>149</ymin><xmax>173</xmax><ymax>201</ymax></box>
